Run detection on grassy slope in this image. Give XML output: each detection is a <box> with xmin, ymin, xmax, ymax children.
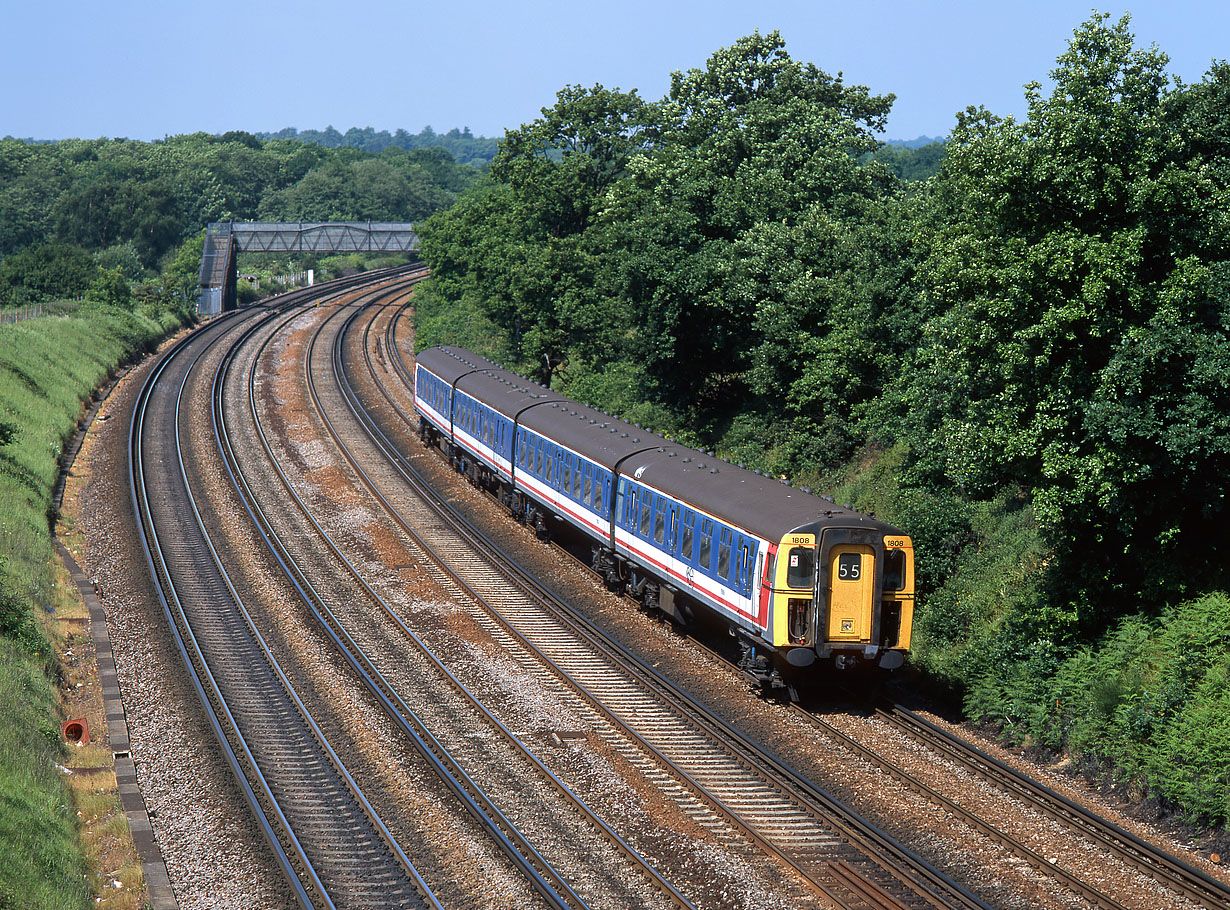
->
<box><xmin>0</xmin><ymin>304</ymin><xmax>188</xmax><ymax>909</ymax></box>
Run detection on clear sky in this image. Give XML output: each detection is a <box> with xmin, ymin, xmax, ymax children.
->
<box><xmin>2</xmin><ymin>1</ymin><xmax>1226</xmax><ymax>144</ymax></box>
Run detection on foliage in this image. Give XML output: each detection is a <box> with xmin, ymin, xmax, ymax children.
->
<box><xmin>0</xmin><ymin>132</ymin><xmax>481</xmax><ymax>274</ymax></box>
<box><xmin>0</xmin><ymin>302</ymin><xmax>189</xmax><ymax>906</ymax></box>
<box><xmin>0</xmin><ymin>243</ymin><xmax>97</xmax><ymax>307</ymax></box>
<box><xmin>883</xmin><ymin>14</ymin><xmax>1230</xmax><ymax>637</ymax></box>
<box><xmin>967</xmin><ymin>592</ymin><xmax>1230</xmax><ymax>825</ymax></box>
<box><xmin>868</xmin><ymin>141</ymin><xmax>946</xmax><ymax>181</ymax></box>
<box><xmin>257</xmin><ymin>124</ymin><xmax>500</xmax><ymax>167</ymax></box>
<box><xmin>0</xmin><ymin>638</ymin><xmax>91</xmax><ymax>909</ymax></box>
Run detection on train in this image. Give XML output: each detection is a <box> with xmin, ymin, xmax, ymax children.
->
<box><xmin>412</xmin><ymin>345</ymin><xmax>914</xmax><ymax>689</ymax></box>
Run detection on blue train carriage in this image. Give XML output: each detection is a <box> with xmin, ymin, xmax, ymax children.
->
<box><xmin>515</xmin><ymin>401</ymin><xmax>665</xmax><ymax>544</ymax></box>
<box><xmin>413</xmin><ymin>346</ymin><xmax>556</xmax><ymax>485</ymax></box>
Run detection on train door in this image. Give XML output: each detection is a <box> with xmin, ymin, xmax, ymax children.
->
<box><xmin>825</xmin><ymin>543</ymin><xmax>876</xmax><ymax>642</ymax></box>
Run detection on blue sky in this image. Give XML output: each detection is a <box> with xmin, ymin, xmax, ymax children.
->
<box><xmin>3</xmin><ymin>2</ymin><xmax>1227</xmax><ymax>143</ymax></box>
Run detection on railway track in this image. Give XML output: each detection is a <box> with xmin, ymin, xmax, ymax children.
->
<box><xmin>873</xmin><ymin>704</ymin><xmax>1230</xmax><ymax>910</ymax></box>
<box><xmin>129</xmin><ymin>272</ymin><xmax>436</xmax><ymax>909</ymax></box>
<box><xmin>221</xmin><ymin>278</ymin><xmax>627</xmax><ymax>910</ymax></box>
<box><xmin>329</xmin><ymin>300</ymin><xmax>990</xmax><ymax>910</ymax></box>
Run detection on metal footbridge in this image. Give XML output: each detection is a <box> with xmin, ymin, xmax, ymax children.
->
<box><xmin>197</xmin><ymin>222</ymin><xmax>418</xmax><ymax>315</ymax></box>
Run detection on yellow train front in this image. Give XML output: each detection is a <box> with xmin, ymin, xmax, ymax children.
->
<box><xmin>767</xmin><ymin>524</ymin><xmax>914</xmax><ymax>674</ymax></box>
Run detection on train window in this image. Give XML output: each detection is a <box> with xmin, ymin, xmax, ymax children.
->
<box><xmin>573</xmin><ymin>463</ymin><xmax>583</xmax><ymax>499</ymax></box>
<box><xmin>718</xmin><ymin>540</ymin><xmax>731</xmax><ymax>580</ymax></box>
<box><xmin>583</xmin><ymin>469</ymin><xmax>592</xmax><ymax>506</ymax></box>
<box><xmin>884</xmin><ymin>550</ymin><xmax>906</xmax><ymax>591</ymax></box>
<box><xmin>654</xmin><ymin>504</ymin><xmax>666</xmax><ymax>544</ymax></box>
<box><xmin>699</xmin><ymin>527</ymin><xmax>712</xmax><ymax>569</ymax></box>
<box><xmin>563</xmin><ymin>460</ymin><xmax>571</xmax><ymax>492</ymax></box>
<box><xmin>546</xmin><ymin>451</ymin><xmax>554</xmax><ymax>483</ymax></box>
<box><xmin>740</xmin><ymin>544</ymin><xmax>750</xmax><ymax>590</ymax></box>
<box><xmin>786</xmin><ymin>547</ymin><xmax>815</xmax><ymax>589</ymax></box>
<box><xmin>681</xmin><ymin>514</ymin><xmax>694</xmax><ymax>559</ymax></box>
<box><xmin>640</xmin><ymin>499</ymin><xmax>652</xmax><ymax>537</ymax></box>
<box><xmin>594</xmin><ymin>475</ymin><xmax>605</xmax><ymax>510</ymax></box>
<box><xmin>837</xmin><ymin>553</ymin><xmax>862</xmax><ymax>581</ymax></box>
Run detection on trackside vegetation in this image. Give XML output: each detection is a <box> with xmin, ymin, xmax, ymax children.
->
<box><xmin>412</xmin><ymin>14</ymin><xmax>1230</xmax><ymax>834</ymax></box>
<box><xmin>0</xmin><ymin>294</ymin><xmax>191</xmax><ymax>908</ymax></box>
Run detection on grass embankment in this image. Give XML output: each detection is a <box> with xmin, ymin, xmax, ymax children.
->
<box><xmin>0</xmin><ymin>303</ymin><xmax>189</xmax><ymax>909</ymax></box>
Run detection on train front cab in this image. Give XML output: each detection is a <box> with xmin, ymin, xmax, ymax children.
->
<box><xmin>770</xmin><ymin>530</ymin><xmax>914</xmax><ymax>670</ymax></box>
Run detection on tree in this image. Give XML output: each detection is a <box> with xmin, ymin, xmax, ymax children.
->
<box><xmin>891</xmin><ymin>14</ymin><xmax>1230</xmax><ymax>627</ymax></box>
<box><xmin>601</xmin><ymin>31</ymin><xmax>897</xmax><ymax>422</ymax></box>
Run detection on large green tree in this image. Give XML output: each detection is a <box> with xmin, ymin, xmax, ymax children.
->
<box><xmin>891</xmin><ymin>14</ymin><xmax>1230</xmax><ymax>629</ymax></box>
<box><xmin>601</xmin><ymin>31</ymin><xmax>899</xmax><ymax>427</ymax></box>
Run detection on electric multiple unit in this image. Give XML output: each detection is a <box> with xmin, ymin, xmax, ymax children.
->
<box><xmin>413</xmin><ymin>346</ymin><xmax>914</xmax><ymax>680</ymax></box>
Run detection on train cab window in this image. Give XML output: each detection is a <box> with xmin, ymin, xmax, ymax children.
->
<box><xmin>654</xmin><ymin>504</ymin><xmax>666</xmax><ymax>544</ymax></box>
<box><xmin>786</xmin><ymin>546</ymin><xmax>816</xmax><ymax>589</ymax></box>
<box><xmin>884</xmin><ymin>549</ymin><xmax>906</xmax><ymax>591</ymax></box>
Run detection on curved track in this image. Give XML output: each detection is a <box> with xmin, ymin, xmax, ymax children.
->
<box><xmin>130</xmin><ymin>273</ymin><xmax>435</xmax><ymax>909</ymax></box>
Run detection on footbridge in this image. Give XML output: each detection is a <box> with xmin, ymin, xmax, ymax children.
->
<box><xmin>197</xmin><ymin>221</ymin><xmax>418</xmax><ymax>314</ymax></box>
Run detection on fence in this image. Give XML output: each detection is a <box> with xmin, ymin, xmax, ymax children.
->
<box><xmin>0</xmin><ymin>301</ymin><xmax>81</xmax><ymax>325</ymax></box>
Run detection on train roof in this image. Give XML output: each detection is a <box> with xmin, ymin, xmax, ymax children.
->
<box><xmin>414</xmin><ymin>345</ymin><xmax>507</xmax><ymax>386</ymax></box>
<box><xmin>454</xmin><ymin>367</ymin><xmax>566</xmax><ymax>417</ymax></box>
<box><xmin>619</xmin><ymin>446</ymin><xmax>894</xmax><ymax>542</ymax></box>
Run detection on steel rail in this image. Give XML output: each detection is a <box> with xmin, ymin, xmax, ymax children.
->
<box><xmin>208</xmin><ymin>289</ymin><xmax>441</xmax><ymax>909</ymax></box>
<box><xmin>130</xmin><ymin>305</ymin><xmax>328</xmax><ymax>909</ymax></box>
<box><xmin>130</xmin><ymin>271</ymin><xmax>435</xmax><ymax>908</ymax></box>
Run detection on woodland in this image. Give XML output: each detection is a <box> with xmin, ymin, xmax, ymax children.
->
<box><xmin>411</xmin><ymin>14</ymin><xmax>1230</xmax><ymax>827</ymax></box>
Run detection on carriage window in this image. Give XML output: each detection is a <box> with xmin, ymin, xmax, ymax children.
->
<box><xmin>786</xmin><ymin>546</ymin><xmax>815</xmax><ymax>589</ymax></box>
<box><xmin>583</xmin><ymin>469</ymin><xmax>592</xmax><ymax>503</ymax></box>
<box><xmin>640</xmin><ymin>499</ymin><xmax>652</xmax><ymax>537</ymax></box>
<box><xmin>573</xmin><ymin>463</ymin><xmax>583</xmax><ymax>498</ymax></box>
<box><xmin>681</xmin><ymin>514</ymin><xmax>694</xmax><ymax>558</ymax></box>
<box><xmin>594</xmin><ymin>476</ymin><xmax>604</xmax><ymax>510</ymax></box>
<box><xmin>699</xmin><ymin>527</ymin><xmax>712</xmax><ymax>569</ymax></box>
<box><xmin>654</xmin><ymin>504</ymin><xmax>666</xmax><ymax>544</ymax></box>
<box><xmin>718</xmin><ymin>539</ymin><xmax>731</xmax><ymax>580</ymax></box>
<box><xmin>545</xmin><ymin>451</ymin><xmax>554</xmax><ymax>483</ymax></box>
<box><xmin>563</xmin><ymin>460</ymin><xmax>571</xmax><ymax>492</ymax></box>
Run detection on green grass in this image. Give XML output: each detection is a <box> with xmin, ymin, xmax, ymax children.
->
<box><xmin>0</xmin><ymin>301</ymin><xmax>189</xmax><ymax>909</ymax></box>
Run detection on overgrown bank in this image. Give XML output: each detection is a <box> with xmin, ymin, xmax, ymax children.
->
<box><xmin>411</xmin><ymin>14</ymin><xmax>1230</xmax><ymax>836</ymax></box>
<box><xmin>0</xmin><ymin>301</ymin><xmax>190</xmax><ymax>909</ymax></box>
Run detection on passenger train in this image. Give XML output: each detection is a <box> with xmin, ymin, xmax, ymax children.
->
<box><xmin>413</xmin><ymin>346</ymin><xmax>914</xmax><ymax>688</ymax></box>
